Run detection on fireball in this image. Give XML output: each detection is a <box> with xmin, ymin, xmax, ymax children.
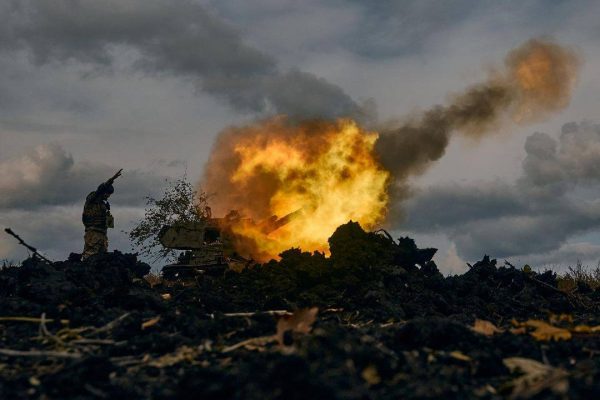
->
<box><xmin>203</xmin><ymin>117</ymin><xmax>390</xmax><ymax>261</ymax></box>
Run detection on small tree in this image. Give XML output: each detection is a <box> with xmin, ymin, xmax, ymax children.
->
<box><xmin>129</xmin><ymin>175</ymin><xmax>210</xmax><ymax>262</ymax></box>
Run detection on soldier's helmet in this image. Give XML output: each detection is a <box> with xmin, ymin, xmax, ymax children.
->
<box><xmin>106</xmin><ymin>184</ymin><xmax>114</xmax><ymax>194</ymax></box>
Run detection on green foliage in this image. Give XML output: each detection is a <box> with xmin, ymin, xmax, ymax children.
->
<box><xmin>128</xmin><ymin>176</ymin><xmax>209</xmax><ymax>262</ymax></box>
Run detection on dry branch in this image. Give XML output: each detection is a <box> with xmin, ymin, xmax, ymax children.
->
<box><xmin>221</xmin><ymin>310</ymin><xmax>292</xmax><ymax>318</ymax></box>
<box><xmin>0</xmin><ymin>317</ymin><xmax>69</xmax><ymax>324</ymax></box>
<box><xmin>0</xmin><ymin>348</ymin><xmax>82</xmax><ymax>359</ymax></box>
<box><xmin>91</xmin><ymin>313</ymin><xmax>131</xmax><ymax>335</ymax></box>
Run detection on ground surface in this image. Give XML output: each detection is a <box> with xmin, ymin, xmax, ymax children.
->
<box><xmin>1</xmin><ymin>222</ymin><xmax>599</xmax><ymax>399</ymax></box>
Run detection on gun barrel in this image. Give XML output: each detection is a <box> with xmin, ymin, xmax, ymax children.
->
<box><xmin>261</xmin><ymin>208</ymin><xmax>304</xmax><ymax>235</ymax></box>
<box><xmin>4</xmin><ymin>228</ymin><xmax>52</xmax><ymax>263</ymax></box>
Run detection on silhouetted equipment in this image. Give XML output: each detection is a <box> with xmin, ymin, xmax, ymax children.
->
<box><xmin>258</xmin><ymin>208</ymin><xmax>304</xmax><ymax>235</ymax></box>
<box><xmin>159</xmin><ymin>221</ymin><xmax>229</xmax><ymax>279</ymax></box>
<box><xmin>158</xmin><ymin>209</ymin><xmax>302</xmax><ymax>279</ymax></box>
<box><xmin>4</xmin><ymin>228</ymin><xmax>52</xmax><ymax>264</ymax></box>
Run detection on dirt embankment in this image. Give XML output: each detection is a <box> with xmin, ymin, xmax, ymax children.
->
<box><xmin>1</xmin><ymin>222</ymin><xmax>599</xmax><ymax>399</ymax></box>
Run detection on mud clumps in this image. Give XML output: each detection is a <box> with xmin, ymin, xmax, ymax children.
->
<box><xmin>1</xmin><ymin>251</ymin><xmax>160</xmax><ymax>325</ymax></box>
<box><xmin>1</xmin><ymin>222</ymin><xmax>599</xmax><ymax>399</ymax></box>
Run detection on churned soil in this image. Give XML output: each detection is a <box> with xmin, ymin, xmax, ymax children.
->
<box><xmin>1</xmin><ymin>222</ymin><xmax>599</xmax><ymax>399</ymax></box>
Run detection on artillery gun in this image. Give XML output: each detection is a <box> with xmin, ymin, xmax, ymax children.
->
<box><xmin>158</xmin><ymin>209</ymin><xmax>303</xmax><ymax>279</ymax></box>
<box><xmin>159</xmin><ymin>221</ymin><xmax>223</xmax><ymax>279</ymax></box>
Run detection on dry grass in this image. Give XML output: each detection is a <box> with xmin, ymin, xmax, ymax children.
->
<box><xmin>1</xmin><ymin>259</ymin><xmax>20</xmax><ymax>269</ymax></box>
<box><xmin>557</xmin><ymin>261</ymin><xmax>600</xmax><ymax>292</ymax></box>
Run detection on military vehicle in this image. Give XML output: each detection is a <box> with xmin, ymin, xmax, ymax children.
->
<box><xmin>159</xmin><ymin>209</ymin><xmax>302</xmax><ymax>279</ymax></box>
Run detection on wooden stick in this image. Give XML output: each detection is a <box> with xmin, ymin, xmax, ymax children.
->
<box><xmin>222</xmin><ymin>335</ymin><xmax>275</xmax><ymax>353</ymax></box>
<box><xmin>219</xmin><ymin>308</ymin><xmax>342</xmax><ymax>318</ymax></box>
<box><xmin>0</xmin><ymin>316</ymin><xmax>69</xmax><ymax>324</ymax></box>
<box><xmin>70</xmin><ymin>339</ymin><xmax>117</xmax><ymax>345</ymax></box>
<box><xmin>221</xmin><ymin>310</ymin><xmax>292</xmax><ymax>318</ymax></box>
<box><xmin>0</xmin><ymin>348</ymin><xmax>82</xmax><ymax>359</ymax></box>
<box><xmin>526</xmin><ymin>276</ymin><xmax>567</xmax><ymax>295</ymax></box>
<box><xmin>91</xmin><ymin>313</ymin><xmax>131</xmax><ymax>335</ymax></box>
<box><xmin>38</xmin><ymin>313</ymin><xmax>66</xmax><ymax>347</ymax></box>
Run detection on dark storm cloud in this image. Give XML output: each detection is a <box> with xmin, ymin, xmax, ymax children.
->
<box><xmin>402</xmin><ymin>121</ymin><xmax>600</xmax><ymax>260</ymax></box>
<box><xmin>451</xmin><ymin>211</ymin><xmax>600</xmax><ymax>259</ymax></box>
<box><xmin>519</xmin><ymin>122</ymin><xmax>600</xmax><ymax>192</ymax></box>
<box><xmin>0</xmin><ymin>0</ymin><xmax>363</xmax><ymax>120</ymax></box>
<box><xmin>342</xmin><ymin>0</ymin><xmax>483</xmax><ymax>58</ymax></box>
<box><xmin>402</xmin><ymin>182</ymin><xmax>525</xmax><ymax>231</ymax></box>
<box><xmin>341</xmin><ymin>0</ymin><xmax>581</xmax><ymax>59</ymax></box>
<box><xmin>0</xmin><ymin>143</ymin><xmax>165</xmax><ymax>210</ymax></box>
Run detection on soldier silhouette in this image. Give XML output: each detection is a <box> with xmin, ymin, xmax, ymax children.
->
<box><xmin>81</xmin><ymin>169</ymin><xmax>122</xmax><ymax>260</ymax></box>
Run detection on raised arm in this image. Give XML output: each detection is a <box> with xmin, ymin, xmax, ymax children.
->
<box><xmin>92</xmin><ymin>169</ymin><xmax>123</xmax><ymax>199</ymax></box>
<box><xmin>104</xmin><ymin>168</ymin><xmax>123</xmax><ymax>186</ymax></box>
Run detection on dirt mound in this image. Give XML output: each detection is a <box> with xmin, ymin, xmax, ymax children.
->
<box><xmin>0</xmin><ymin>251</ymin><xmax>160</xmax><ymax>325</ymax></box>
<box><xmin>1</xmin><ymin>222</ymin><xmax>599</xmax><ymax>399</ymax></box>
<box><xmin>190</xmin><ymin>223</ymin><xmax>585</xmax><ymax>322</ymax></box>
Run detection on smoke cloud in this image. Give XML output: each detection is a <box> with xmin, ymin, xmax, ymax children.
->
<box><xmin>375</xmin><ymin>39</ymin><xmax>580</xmax><ymax>180</ymax></box>
<box><xmin>371</xmin><ymin>38</ymin><xmax>580</xmax><ymax>224</ymax></box>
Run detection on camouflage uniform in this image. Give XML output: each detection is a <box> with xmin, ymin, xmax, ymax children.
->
<box><xmin>82</xmin><ymin>182</ymin><xmax>114</xmax><ymax>260</ymax></box>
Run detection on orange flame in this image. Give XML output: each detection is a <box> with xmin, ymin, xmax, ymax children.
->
<box><xmin>203</xmin><ymin>117</ymin><xmax>390</xmax><ymax>261</ymax></box>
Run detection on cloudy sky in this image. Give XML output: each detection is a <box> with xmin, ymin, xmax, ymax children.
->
<box><xmin>2</xmin><ymin>0</ymin><xmax>600</xmax><ymax>274</ymax></box>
